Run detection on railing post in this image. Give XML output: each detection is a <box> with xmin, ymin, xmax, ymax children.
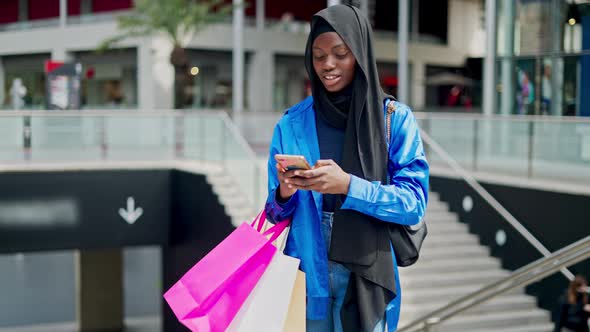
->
<box><xmin>527</xmin><ymin>120</ymin><xmax>534</xmax><ymax>178</ymax></box>
<box><xmin>23</xmin><ymin>115</ymin><xmax>31</xmax><ymax>161</ymax></box>
<box><xmin>472</xmin><ymin>119</ymin><xmax>479</xmax><ymax>171</ymax></box>
<box><xmin>100</xmin><ymin>116</ymin><xmax>107</xmax><ymax>160</ymax></box>
<box><xmin>423</xmin><ymin>115</ymin><xmax>431</xmax><ymax>158</ymax></box>
<box><xmin>174</xmin><ymin>114</ymin><xmax>184</xmax><ymax>159</ymax></box>
<box><xmin>220</xmin><ymin>119</ymin><xmax>226</xmax><ymax>164</ymax></box>
<box><xmin>200</xmin><ymin>116</ymin><xmax>206</xmax><ymax>161</ymax></box>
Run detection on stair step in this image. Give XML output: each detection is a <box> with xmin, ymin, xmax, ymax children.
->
<box><xmin>401</xmin><ymin>294</ymin><xmax>538</xmax><ymax>320</ymax></box>
<box><xmin>423</xmin><ymin>211</ymin><xmax>458</xmax><ymax>222</ymax></box>
<box><xmin>424</xmin><ymin>221</ymin><xmax>468</xmax><ymax>234</ymax></box>
<box><xmin>425</xmin><ymin>232</ymin><xmax>478</xmax><ymax>243</ymax></box>
<box><xmin>426</xmin><ymin>201</ymin><xmax>449</xmax><ymax>212</ymax></box>
<box><xmin>437</xmin><ymin>309</ymin><xmax>549</xmax><ymax>331</ymax></box>
<box><xmin>428</xmin><ymin>192</ymin><xmax>440</xmax><ymax>201</ymax></box>
<box><xmin>403</xmin><ymin>283</ymin><xmax>522</xmax><ymax>305</ymax></box>
<box><xmin>421</xmin><ymin>234</ymin><xmax>480</xmax><ymax>247</ymax></box>
<box><xmin>403</xmin><ymin>257</ymin><xmax>500</xmax><ymax>274</ymax></box>
<box><xmin>465</xmin><ymin>322</ymin><xmax>554</xmax><ymax>332</ymax></box>
<box><xmin>400</xmin><ymin>269</ymin><xmax>509</xmax><ymax>288</ymax></box>
<box><xmin>206</xmin><ymin>174</ymin><xmax>235</xmax><ymax>187</ymax></box>
<box><xmin>416</xmin><ymin>244</ymin><xmax>490</xmax><ymax>262</ymax></box>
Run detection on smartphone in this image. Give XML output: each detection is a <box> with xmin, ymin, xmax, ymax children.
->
<box><xmin>274</xmin><ymin>154</ymin><xmax>311</xmax><ymax>171</ymax></box>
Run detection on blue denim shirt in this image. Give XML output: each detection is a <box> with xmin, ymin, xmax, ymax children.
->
<box><xmin>264</xmin><ymin>96</ymin><xmax>429</xmax><ymax>331</ymax></box>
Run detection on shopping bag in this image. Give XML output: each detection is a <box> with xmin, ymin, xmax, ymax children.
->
<box><xmin>226</xmin><ymin>248</ymin><xmax>300</xmax><ymax>331</ymax></box>
<box><xmin>163</xmin><ymin>210</ymin><xmax>289</xmax><ymax>332</ymax></box>
<box><xmin>283</xmin><ymin>270</ymin><xmax>306</xmax><ymax>332</ymax></box>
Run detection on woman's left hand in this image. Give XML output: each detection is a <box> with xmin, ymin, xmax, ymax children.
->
<box><xmin>284</xmin><ymin>159</ymin><xmax>351</xmax><ymax>195</ymax></box>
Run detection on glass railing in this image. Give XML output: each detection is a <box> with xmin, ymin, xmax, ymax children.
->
<box><xmin>415</xmin><ymin>113</ymin><xmax>590</xmax><ymax>185</ymax></box>
<box><xmin>0</xmin><ymin>110</ymin><xmax>266</xmax><ymax>209</ymax></box>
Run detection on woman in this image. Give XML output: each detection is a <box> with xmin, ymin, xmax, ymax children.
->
<box><xmin>554</xmin><ymin>275</ymin><xmax>590</xmax><ymax>332</ymax></box>
<box><xmin>264</xmin><ymin>5</ymin><xmax>429</xmax><ymax>332</ymax></box>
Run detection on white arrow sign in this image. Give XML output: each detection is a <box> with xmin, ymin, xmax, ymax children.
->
<box><xmin>118</xmin><ymin>197</ymin><xmax>143</xmax><ymax>225</ymax></box>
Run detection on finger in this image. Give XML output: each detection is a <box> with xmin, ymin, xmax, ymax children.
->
<box><xmin>306</xmin><ymin>183</ymin><xmax>327</xmax><ymax>193</ymax></box>
<box><xmin>287</xmin><ymin>183</ymin><xmax>309</xmax><ymax>191</ymax></box>
<box><xmin>283</xmin><ymin>170</ymin><xmax>301</xmax><ymax>178</ymax></box>
<box><xmin>314</xmin><ymin>159</ymin><xmax>335</xmax><ymax>168</ymax></box>
<box><xmin>296</xmin><ymin>168</ymin><xmax>324</xmax><ymax>178</ymax></box>
<box><xmin>275</xmin><ymin>163</ymin><xmax>286</xmax><ymax>173</ymax></box>
<box><xmin>287</xmin><ymin>176</ymin><xmax>323</xmax><ymax>188</ymax></box>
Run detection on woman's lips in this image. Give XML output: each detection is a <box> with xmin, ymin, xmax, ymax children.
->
<box><xmin>322</xmin><ymin>74</ymin><xmax>341</xmax><ymax>87</ymax></box>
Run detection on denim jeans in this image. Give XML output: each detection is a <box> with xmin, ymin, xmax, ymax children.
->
<box><xmin>306</xmin><ymin>211</ymin><xmax>386</xmax><ymax>332</ymax></box>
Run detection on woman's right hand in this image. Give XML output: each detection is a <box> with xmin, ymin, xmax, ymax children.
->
<box><xmin>276</xmin><ymin>163</ymin><xmax>299</xmax><ymax>200</ymax></box>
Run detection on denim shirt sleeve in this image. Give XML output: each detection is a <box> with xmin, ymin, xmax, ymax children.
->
<box><xmin>264</xmin><ymin>121</ymin><xmax>299</xmax><ymax>223</ymax></box>
<box><xmin>340</xmin><ymin>105</ymin><xmax>429</xmax><ymax>226</ymax></box>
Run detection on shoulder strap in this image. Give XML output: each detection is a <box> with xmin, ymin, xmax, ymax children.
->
<box><xmin>385</xmin><ymin>100</ymin><xmax>396</xmax><ymax>185</ymax></box>
<box><xmin>386</xmin><ymin>100</ymin><xmax>396</xmax><ymax>144</ymax></box>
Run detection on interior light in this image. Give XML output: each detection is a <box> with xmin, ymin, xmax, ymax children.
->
<box><xmin>569</xmin><ymin>18</ymin><xmax>576</xmax><ymax>26</ymax></box>
<box><xmin>190</xmin><ymin>67</ymin><xmax>200</xmax><ymax>76</ymax></box>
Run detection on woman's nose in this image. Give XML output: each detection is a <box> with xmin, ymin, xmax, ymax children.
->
<box><xmin>323</xmin><ymin>56</ymin><xmax>336</xmax><ymax>70</ymax></box>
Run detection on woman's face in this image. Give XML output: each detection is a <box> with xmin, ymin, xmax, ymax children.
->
<box><xmin>312</xmin><ymin>32</ymin><xmax>356</xmax><ymax>93</ymax></box>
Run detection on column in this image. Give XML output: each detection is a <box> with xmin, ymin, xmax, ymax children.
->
<box><xmin>483</xmin><ymin>0</ymin><xmax>497</xmax><ymax>115</ymax></box>
<box><xmin>550</xmin><ymin>0</ymin><xmax>563</xmax><ymax>116</ymax></box>
<box><xmin>0</xmin><ymin>57</ymin><xmax>5</xmax><ymax>107</ymax></box>
<box><xmin>500</xmin><ymin>0</ymin><xmax>514</xmax><ymax>115</ymax></box>
<box><xmin>59</xmin><ymin>0</ymin><xmax>67</xmax><ymax>28</ymax></box>
<box><xmin>18</xmin><ymin>0</ymin><xmax>28</xmax><ymax>21</ymax></box>
<box><xmin>256</xmin><ymin>0</ymin><xmax>265</xmax><ymax>31</ymax></box>
<box><xmin>138</xmin><ymin>40</ymin><xmax>155</xmax><ymax>110</ymax></box>
<box><xmin>76</xmin><ymin>249</ymin><xmax>123</xmax><ymax>332</ymax></box>
<box><xmin>411</xmin><ymin>0</ymin><xmax>420</xmax><ymax>42</ymax></box>
<box><xmin>233</xmin><ymin>0</ymin><xmax>245</xmax><ymax>119</ymax></box>
<box><xmin>412</xmin><ymin>60</ymin><xmax>426</xmax><ymax>110</ymax></box>
<box><xmin>247</xmin><ymin>50</ymin><xmax>274</xmax><ymax>112</ymax></box>
<box><xmin>398</xmin><ymin>0</ymin><xmax>410</xmax><ymax>103</ymax></box>
<box><xmin>581</xmin><ymin>15</ymin><xmax>590</xmax><ymax>116</ymax></box>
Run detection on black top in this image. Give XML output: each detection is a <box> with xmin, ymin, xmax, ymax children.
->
<box><xmin>315</xmin><ymin>110</ymin><xmax>345</xmax><ymax>212</ymax></box>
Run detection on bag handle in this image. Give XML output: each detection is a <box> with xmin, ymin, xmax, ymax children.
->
<box><xmin>262</xmin><ymin>220</ymin><xmax>290</xmax><ymax>244</ymax></box>
<box><xmin>250</xmin><ymin>209</ymin><xmax>291</xmax><ymax>247</ymax></box>
<box><xmin>386</xmin><ymin>100</ymin><xmax>395</xmax><ymax>145</ymax></box>
<box><xmin>250</xmin><ymin>209</ymin><xmax>267</xmax><ymax>232</ymax></box>
<box><xmin>386</xmin><ymin>100</ymin><xmax>395</xmax><ymax>185</ymax></box>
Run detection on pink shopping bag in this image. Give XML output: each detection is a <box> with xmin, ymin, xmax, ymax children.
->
<box><xmin>163</xmin><ymin>210</ymin><xmax>289</xmax><ymax>332</ymax></box>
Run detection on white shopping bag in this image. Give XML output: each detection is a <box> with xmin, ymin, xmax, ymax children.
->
<box><xmin>226</xmin><ymin>249</ymin><xmax>301</xmax><ymax>332</ymax></box>
<box><xmin>283</xmin><ymin>270</ymin><xmax>306</xmax><ymax>332</ymax></box>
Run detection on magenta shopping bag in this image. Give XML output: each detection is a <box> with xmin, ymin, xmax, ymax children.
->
<box><xmin>163</xmin><ymin>210</ymin><xmax>289</xmax><ymax>332</ymax></box>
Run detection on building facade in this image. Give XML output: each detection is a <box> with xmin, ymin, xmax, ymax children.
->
<box><xmin>496</xmin><ymin>0</ymin><xmax>590</xmax><ymax>116</ymax></box>
<box><xmin>0</xmin><ymin>0</ymin><xmax>488</xmax><ymax>113</ymax></box>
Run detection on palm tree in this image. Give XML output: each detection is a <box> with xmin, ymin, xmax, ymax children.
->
<box><xmin>99</xmin><ymin>0</ymin><xmax>233</xmax><ymax>109</ymax></box>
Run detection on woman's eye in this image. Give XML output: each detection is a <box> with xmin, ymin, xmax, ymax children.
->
<box><xmin>336</xmin><ymin>53</ymin><xmax>348</xmax><ymax>59</ymax></box>
<box><xmin>314</xmin><ymin>55</ymin><xmax>326</xmax><ymax>61</ymax></box>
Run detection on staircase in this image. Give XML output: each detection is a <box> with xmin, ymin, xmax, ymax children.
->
<box><xmin>176</xmin><ymin>161</ymin><xmax>259</xmax><ymax>227</ymax></box>
<box><xmin>200</xmin><ymin>161</ymin><xmax>555</xmax><ymax>331</ymax></box>
<box><xmin>398</xmin><ymin>192</ymin><xmax>554</xmax><ymax>332</ymax></box>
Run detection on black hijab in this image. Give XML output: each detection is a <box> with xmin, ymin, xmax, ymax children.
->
<box><xmin>305</xmin><ymin>5</ymin><xmax>396</xmax><ymax>332</ymax></box>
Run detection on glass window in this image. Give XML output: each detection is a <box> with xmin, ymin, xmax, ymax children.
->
<box><xmin>75</xmin><ymin>49</ymin><xmax>137</xmax><ymax>109</ymax></box>
<box><xmin>2</xmin><ymin>54</ymin><xmax>49</xmax><ymax>110</ymax></box>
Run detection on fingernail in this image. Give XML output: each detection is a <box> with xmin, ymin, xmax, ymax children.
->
<box><xmin>284</xmin><ymin>179</ymin><xmax>289</xmax><ymax>184</ymax></box>
<box><xmin>294</xmin><ymin>171</ymin><xmax>299</xmax><ymax>176</ymax></box>
<box><xmin>288</xmin><ymin>185</ymin><xmax>293</xmax><ymax>188</ymax></box>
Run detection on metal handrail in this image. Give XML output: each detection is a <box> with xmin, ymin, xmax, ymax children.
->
<box><xmin>420</xmin><ymin>128</ymin><xmax>575</xmax><ymax>281</ymax></box>
<box><xmin>397</xmin><ymin>235</ymin><xmax>590</xmax><ymax>332</ymax></box>
<box><xmin>413</xmin><ymin>111</ymin><xmax>590</xmax><ymax>123</ymax></box>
